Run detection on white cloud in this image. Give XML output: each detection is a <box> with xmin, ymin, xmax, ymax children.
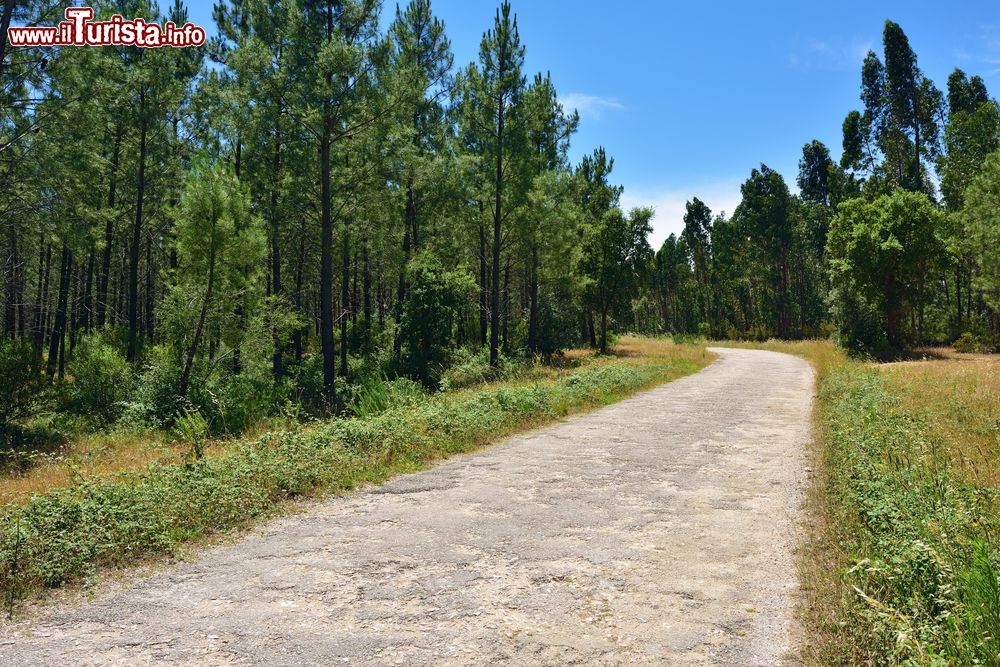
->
<box><xmin>558</xmin><ymin>93</ymin><xmax>624</xmax><ymax>121</ymax></box>
<box><xmin>620</xmin><ymin>181</ymin><xmax>744</xmax><ymax>249</ymax></box>
<box><xmin>787</xmin><ymin>37</ymin><xmax>871</xmax><ymax>72</ymax></box>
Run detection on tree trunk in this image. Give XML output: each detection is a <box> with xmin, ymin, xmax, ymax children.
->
<box><xmin>127</xmin><ymin>89</ymin><xmax>147</xmax><ymax>361</ymax></box>
<box><xmin>96</xmin><ymin>123</ymin><xmax>122</xmax><ymax>328</ymax></box>
<box><xmin>179</xmin><ymin>221</ymin><xmax>217</xmax><ymax>399</ymax></box>
<box><xmin>145</xmin><ymin>231</ymin><xmax>154</xmax><ymax>344</ymax></box>
<box><xmin>0</xmin><ymin>0</ymin><xmax>17</xmax><ymax>84</ymax></box>
<box><xmin>270</xmin><ymin>120</ymin><xmax>283</xmax><ymax>380</ymax></box>
<box><xmin>489</xmin><ymin>101</ymin><xmax>504</xmax><ymax>368</ymax></box>
<box><xmin>599</xmin><ymin>307</ymin><xmax>609</xmax><ymax>354</ymax></box>
<box><xmin>4</xmin><ymin>222</ymin><xmax>17</xmax><ymax>337</ymax></box>
<box><xmin>319</xmin><ymin>113</ymin><xmax>336</xmax><ymax>399</ymax></box>
<box><xmin>46</xmin><ymin>246</ymin><xmax>71</xmax><ymax>381</ymax></box>
<box><xmin>80</xmin><ymin>247</ymin><xmax>94</xmax><ymax>335</ymax></box>
<box><xmin>501</xmin><ymin>257</ymin><xmax>510</xmax><ymax>353</ymax></box>
<box><xmin>32</xmin><ymin>241</ymin><xmax>50</xmax><ymax>367</ymax></box>
<box><xmin>526</xmin><ymin>245</ymin><xmax>538</xmax><ymax>352</ymax></box>
<box><xmin>362</xmin><ymin>236</ymin><xmax>371</xmax><ymax>353</ymax></box>
<box><xmin>478</xmin><ymin>219</ymin><xmax>488</xmax><ymax>346</ymax></box>
<box><xmin>340</xmin><ymin>216</ymin><xmax>349</xmax><ymax>377</ymax></box>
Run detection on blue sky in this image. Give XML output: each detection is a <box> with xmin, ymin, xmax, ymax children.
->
<box><xmin>175</xmin><ymin>0</ymin><xmax>1000</xmax><ymax>246</ymax></box>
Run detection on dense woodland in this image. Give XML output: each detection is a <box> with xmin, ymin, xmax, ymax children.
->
<box><xmin>0</xmin><ymin>1</ymin><xmax>998</xmax><ymax>444</ymax></box>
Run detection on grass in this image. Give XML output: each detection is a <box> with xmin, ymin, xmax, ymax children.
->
<box><xmin>717</xmin><ymin>339</ymin><xmax>1000</xmax><ymax>665</ymax></box>
<box><xmin>0</xmin><ymin>337</ymin><xmax>713</xmax><ymax>613</ymax></box>
<box><xmin>879</xmin><ymin>353</ymin><xmax>1000</xmax><ymax>489</ymax></box>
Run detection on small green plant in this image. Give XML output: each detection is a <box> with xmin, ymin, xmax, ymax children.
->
<box><xmin>173</xmin><ymin>405</ymin><xmax>209</xmax><ymax>461</ymax></box>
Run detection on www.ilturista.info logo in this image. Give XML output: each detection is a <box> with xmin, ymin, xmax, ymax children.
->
<box><xmin>7</xmin><ymin>7</ymin><xmax>205</xmax><ymax>48</ymax></box>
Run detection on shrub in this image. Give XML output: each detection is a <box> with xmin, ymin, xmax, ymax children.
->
<box><xmin>0</xmin><ymin>339</ymin><xmax>45</xmax><ymax>448</ymax></box>
<box><xmin>953</xmin><ymin>331</ymin><xmax>999</xmax><ymax>354</ymax></box>
<box><xmin>399</xmin><ymin>255</ymin><xmax>477</xmax><ymax>386</ymax></box>
<box><xmin>65</xmin><ymin>337</ymin><xmax>133</xmax><ymax>427</ymax></box>
<box><xmin>118</xmin><ymin>345</ymin><xmax>184</xmax><ymax>431</ymax></box>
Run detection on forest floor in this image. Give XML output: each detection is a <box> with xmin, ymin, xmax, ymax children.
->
<box><xmin>0</xmin><ymin>347</ymin><xmax>813</xmax><ymax>666</ymax></box>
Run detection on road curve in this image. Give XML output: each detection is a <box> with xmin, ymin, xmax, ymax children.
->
<box><xmin>1</xmin><ymin>347</ymin><xmax>814</xmax><ymax>666</ymax></box>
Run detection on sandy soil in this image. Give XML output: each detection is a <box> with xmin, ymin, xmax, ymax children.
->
<box><xmin>0</xmin><ymin>347</ymin><xmax>814</xmax><ymax>666</ymax></box>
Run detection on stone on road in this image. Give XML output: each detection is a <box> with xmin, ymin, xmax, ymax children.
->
<box><xmin>2</xmin><ymin>347</ymin><xmax>814</xmax><ymax>666</ymax></box>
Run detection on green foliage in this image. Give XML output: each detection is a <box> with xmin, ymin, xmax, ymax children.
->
<box><xmin>959</xmin><ymin>149</ymin><xmax>1000</xmax><ymax>312</ymax></box>
<box><xmin>823</xmin><ymin>365</ymin><xmax>1000</xmax><ymax>664</ymax></box>
<box><xmin>399</xmin><ymin>255</ymin><xmax>477</xmax><ymax>385</ymax></box>
<box><xmin>64</xmin><ymin>337</ymin><xmax>133</xmax><ymax>427</ymax></box>
<box><xmin>0</xmin><ymin>340</ymin><xmax>45</xmax><ymax>448</ymax></box>
<box><xmin>173</xmin><ymin>406</ymin><xmax>209</xmax><ymax>461</ymax></box>
<box><xmin>828</xmin><ymin>189</ymin><xmax>945</xmax><ymax>349</ymax></box>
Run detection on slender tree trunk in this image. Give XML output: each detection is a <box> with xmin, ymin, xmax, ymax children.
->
<box><xmin>97</xmin><ymin>123</ymin><xmax>121</xmax><ymax>329</ymax></box>
<box><xmin>599</xmin><ymin>307</ymin><xmax>609</xmax><ymax>354</ymax></box>
<box><xmin>340</xmin><ymin>216</ymin><xmax>349</xmax><ymax>376</ymax></box>
<box><xmin>501</xmin><ymin>257</ymin><xmax>510</xmax><ymax>353</ymax></box>
<box><xmin>362</xmin><ymin>236</ymin><xmax>371</xmax><ymax>353</ymax></box>
<box><xmin>46</xmin><ymin>246</ymin><xmax>71</xmax><ymax>381</ymax></box>
<box><xmin>180</xmin><ymin>222</ymin><xmax>217</xmax><ymax>399</ymax></box>
<box><xmin>319</xmin><ymin>114</ymin><xmax>335</xmax><ymax>399</ymax></box>
<box><xmin>127</xmin><ymin>89</ymin><xmax>147</xmax><ymax>361</ymax></box>
<box><xmin>489</xmin><ymin>101</ymin><xmax>504</xmax><ymax>367</ymax></box>
<box><xmin>478</xmin><ymin>219</ymin><xmax>488</xmax><ymax>346</ymax></box>
<box><xmin>4</xmin><ymin>223</ymin><xmax>17</xmax><ymax>337</ymax></box>
<box><xmin>526</xmin><ymin>245</ymin><xmax>538</xmax><ymax>352</ymax></box>
<box><xmin>80</xmin><ymin>247</ymin><xmax>94</xmax><ymax>335</ymax></box>
<box><xmin>270</xmin><ymin>121</ymin><xmax>283</xmax><ymax>380</ymax></box>
<box><xmin>394</xmin><ymin>182</ymin><xmax>414</xmax><ymax>358</ymax></box>
<box><xmin>145</xmin><ymin>231</ymin><xmax>154</xmax><ymax>344</ymax></box>
<box><xmin>32</xmin><ymin>241</ymin><xmax>50</xmax><ymax>367</ymax></box>
<box><xmin>318</xmin><ymin>2</ymin><xmax>336</xmax><ymax>402</ymax></box>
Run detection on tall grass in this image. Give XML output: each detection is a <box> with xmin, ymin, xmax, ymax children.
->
<box><xmin>0</xmin><ymin>339</ymin><xmax>711</xmax><ymax>611</ymax></box>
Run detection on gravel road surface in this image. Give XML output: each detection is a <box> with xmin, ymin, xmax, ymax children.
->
<box><xmin>0</xmin><ymin>347</ymin><xmax>814</xmax><ymax>666</ymax></box>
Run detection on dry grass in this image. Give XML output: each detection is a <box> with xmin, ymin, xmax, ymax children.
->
<box><xmin>0</xmin><ymin>337</ymin><xmax>712</xmax><ymax>507</ymax></box>
<box><xmin>878</xmin><ymin>352</ymin><xmax>1000</xmax><ymax>488</ymax></box>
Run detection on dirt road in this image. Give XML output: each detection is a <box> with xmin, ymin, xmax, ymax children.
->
<box><xmin>1</xmin><ymin>347</ymin><xmax>814</xmax><ymax>666</ymax></box>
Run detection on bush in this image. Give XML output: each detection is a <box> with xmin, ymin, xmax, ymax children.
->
<box><xmin>118</xmin><ymin>345</ymin><xmax>184</xmax><ymax>431</ymax></box>
<box><xmin>953</xmin><ymin>331</ymin><xmax>999</xmax><ymax>354</ymax></box>
<box><xmin>399</xmin><ymin>255</ymin><xmax>477</xmax><ymax>386</ymax></box>
<box><xmin>0</xmin><ymin>339</ymin><xmax>45</xmax><ymax>448</ymax></box>
<box><xmin>65</xmin><ymin>337</ymin><xmax>133</xmax><ymax>427</ymax></box>
<box><xmin>831</xmin><ymin>288</ymin><xmax>890</xmax><ymax>358</ymax></box>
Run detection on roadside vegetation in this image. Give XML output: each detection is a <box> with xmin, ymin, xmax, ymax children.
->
<box><xmin>0</xmin><ymin>337</ymin><xmax>711</xmax><ymax>612</ymax></box>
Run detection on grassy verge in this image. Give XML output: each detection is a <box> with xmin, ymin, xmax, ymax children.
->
<box><xmin>719</xmin><ymin>340</ymin><xmax>1000</xmax><ymax>665</ymax></box>
<box><xmin>0</xmin><ymin>337</ymin><xmax>712</xmax><ymax>613</ymax></box>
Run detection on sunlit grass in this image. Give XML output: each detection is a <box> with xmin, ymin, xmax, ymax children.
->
<box><xmin>879</xmin><ymin>353</ymin><xmax>1000</xmax><ymax>488</ymax></box>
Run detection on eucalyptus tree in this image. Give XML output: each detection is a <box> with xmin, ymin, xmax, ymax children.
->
<box><xmin>681</xmin><ymin>197</ymin><xmax>712</xmax><ymax>324</ymax></box>
<box><xmin>734</xmin><ymin>165</ymin><xmax>793</xmax><ymax>338</ymax></box>
<box><xmin>841</xmin><ymin>21</ymin><xmax>942</xmax><ymax>193</ymax></box>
